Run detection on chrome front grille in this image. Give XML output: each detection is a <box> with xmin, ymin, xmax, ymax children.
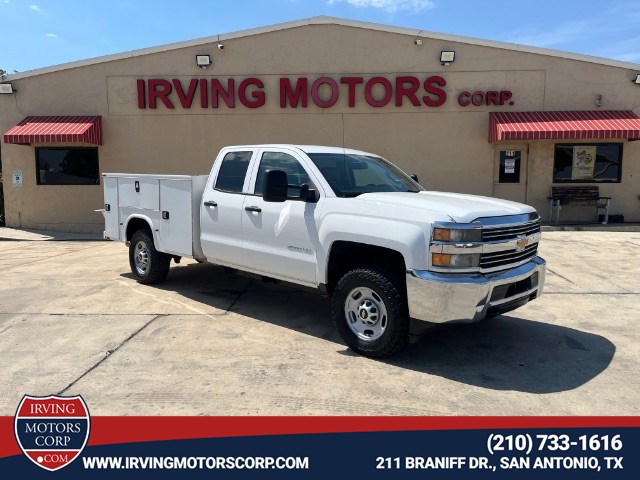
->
<box><xmin>480</xmin><ymin>243</ymin><xmax>538</xmax><ymax>270</ymax></box>
<box><xmin>482</xmin><ymin>220</ymin><xmax>541</xmax><ymax>242</ymax></box>
<box><xmin>430</xmin><ymin>213</ymin><xmax>543</xmax><ymax>274</ymax></box>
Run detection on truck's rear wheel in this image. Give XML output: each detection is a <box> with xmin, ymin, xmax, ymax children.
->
<box><xmin>332</xmin><ymin>267</ymin><xmax>409</xmax><ymax>357</ymax></box>
<box><xmin>129</xmin><ymin>229</ymin><xmax>170</xmax><ymax>284</ymax></box>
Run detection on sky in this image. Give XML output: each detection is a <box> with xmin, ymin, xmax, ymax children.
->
<box><xmin>1</xmin><ymin>0</ymin><xmax>639</xmax><ymax>74</ymax></box>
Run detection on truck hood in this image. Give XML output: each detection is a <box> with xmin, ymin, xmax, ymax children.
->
<box><xmin>356</xmin><ymin>191</ymin><xmax>536</xmax><ymax>223</ymax></box>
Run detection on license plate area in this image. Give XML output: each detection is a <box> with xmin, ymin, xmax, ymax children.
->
<box><xmin>490</xmin><ymin>272</ymin><xmax>539</xmax><ymax>303</ymax></box>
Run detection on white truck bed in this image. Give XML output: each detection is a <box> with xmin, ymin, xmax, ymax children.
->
<box><xmin>102</xmin><ymin>173</ymin><xmax>208</xmax><ymax>259</ymax></box>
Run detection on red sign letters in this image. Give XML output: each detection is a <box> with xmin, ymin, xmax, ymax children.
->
<box><xmin>136</xmin><ymin>76</ymin><xmax>512</xmax><ymax>110</ymax></box>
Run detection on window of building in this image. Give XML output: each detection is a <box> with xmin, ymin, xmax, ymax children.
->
<box><xmin>553</xmin><ymin>144</ymin><xmax>622</xmax><ymax>183</ymax></box>
<box><xmin>36</xmin><ymin>148</ymin><xmax>100</xmax><ymax>185</ymax></box>
<box><xmin>214</xmin><ymin>151</ymin><xmax>252</xmax><ymax>192</ymax></box>
<box><xmin>254</xmin><ymin>152</ymin><xmax>310</xmax><ymax>199</ymax></box>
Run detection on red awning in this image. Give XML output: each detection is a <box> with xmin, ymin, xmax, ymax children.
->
<box><xmin>3</xmin><ymin>116</ymin><xmax>103</xmax><ymax>145</ymax></box>
<box><xmin>489</xmin><ymin>110</ymin><xmax>640</xmax><ymax>143</ymax></box>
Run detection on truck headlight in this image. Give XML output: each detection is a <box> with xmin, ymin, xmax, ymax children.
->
<box><xmin>432</xmin><ymin>253</ymin><xmax>481</xmax><ymax>268</ymax></box>
<box><xmin>433</xmin><ymin>228</ymin><xmax>482</xmax><ymax>243</ymax></box>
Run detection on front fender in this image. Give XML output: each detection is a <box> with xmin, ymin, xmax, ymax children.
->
<box><xmin>317</xmin><ymin>214</ymin><xmax>429</xmax><ymax>283</ymax></box>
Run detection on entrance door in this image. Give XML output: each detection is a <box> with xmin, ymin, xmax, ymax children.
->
<box><xmin>493</xmin><ymin>146</ymin><xmax>528</xmax><ymax>203</ymax></box>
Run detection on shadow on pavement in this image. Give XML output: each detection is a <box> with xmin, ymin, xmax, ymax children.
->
<box><xmin>124</xmin><ymin>262</ymin><xmax>616</xmax><ymax>394</ymax></box>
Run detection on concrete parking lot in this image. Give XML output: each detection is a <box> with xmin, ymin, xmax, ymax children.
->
<box><xmin>0</xmin><ymin>229</ymin><xmax>638</xmax><ymax>415</ymax></box>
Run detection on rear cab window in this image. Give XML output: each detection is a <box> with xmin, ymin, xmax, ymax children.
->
<box><xmin>214</xmin><ymin>151</ymin><xmax>253</xmax><ymax>193</ymax></box>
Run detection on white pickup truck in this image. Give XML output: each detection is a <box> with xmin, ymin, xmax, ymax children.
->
<box><xmin>102</xmin><ymin>144</ymin><xmax>546</xmax><ymax>357</ymax></box>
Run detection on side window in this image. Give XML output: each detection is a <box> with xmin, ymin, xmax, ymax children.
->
<box><xmin>553</xmin><ymin>143</ymin><xmax>622</xmax><ymax>183</ymax></box>
<box><xmin>214</xmin><ymin>151</ymin><xmax>252</xmax><ymax>193</ymax></box>
<box><xmin>36</xmin><ymin>147</ymin><xmax>100</xmax><ymax>185</ymax></box>
<box><xmin>254</xmin><ymin>152</ymin><xmax>311</xmax><ymax>198</ymax></box>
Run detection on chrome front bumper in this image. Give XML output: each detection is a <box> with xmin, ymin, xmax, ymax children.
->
<box><xmin>406</xmin><ymin>256</ymin><xmax>546</xmax><ymax>324</ymax></box>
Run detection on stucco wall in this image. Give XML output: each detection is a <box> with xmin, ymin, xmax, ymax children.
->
<box><xmin>1</xmin><ymin>22</ymin><xmax>639</xmax><ymax>232</ymax></box>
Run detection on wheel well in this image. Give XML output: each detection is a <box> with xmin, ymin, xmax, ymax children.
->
<box><xmin>326</xmin><ymin>241</ymin><xmax>406</xmax><ymax>294</ymax></box>
<box><xmin>126</xmin><ymin>218</ymin><xmax>151</xmax><ymax>241</ymax></box>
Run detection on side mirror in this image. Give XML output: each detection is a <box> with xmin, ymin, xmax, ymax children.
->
<box><xmin>263</xmin><ymin>170</ymin><xmax>288</xmax><ymax>202</ymax></box>
<box><xmin>299</xmin><ymin>184</ymin><xmax>318</xmax><ymax>203</ymax></box>
<box><xmin>410</xmin><ymin>173</ymin><xmax>419</xmax><ymax>183</ymax></box>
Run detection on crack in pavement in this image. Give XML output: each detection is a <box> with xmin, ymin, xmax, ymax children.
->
<box><xmin>543</xmin><ymin>292</ymin><xmax>639</xmax><ymax>295</ymax></box>
<box><xmin>0</xmin><ymin>312</ymin><xmax>224</xmax><ymax>316</ymax></box>
<box><xmin>546</xmin><ymin>267</ymin><xmax>574</xmax><ymax>284</ymax></box>
<box><xmin>222</xmin><ymin>279</ymin><xmax>254</xmax><ymax>315</ymax></box>
<box><xmin>54</xmin><ymin>279</ymin><xmax>254</xmax><ymax>396</ymax></box>
<box><xmin>0</xmin><ymin>243</ymin><xmax>109</xmax><ymax>271</ymax></box>
<box><xmin>0</xmin><ymin>238</ymin><xmax>103</xmax><ymax>243</ymax></box>
<box><xmin>56</xmin><ymin>314</ymin><xmax>167</xmax><ymax>396</ymax></box>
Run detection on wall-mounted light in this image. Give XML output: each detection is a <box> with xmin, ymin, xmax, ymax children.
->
<box><xmin>0</xmin><ymin>83</ymin><xmax>14</xmax><ymax>94</ymax></box>
<box><xmin>595</xmin><ymin>94</ymin><xmax>603</xmax><ymax>107</ymax></box>
<box><xmin>196</xmin><ymin>54</ymin><xmax>211</xmax><ymax>69</ymax></box>
<box><xmin>634</xmin><ymin>73</ymin><xmax>640</xmax><ymax>84</ymax></box>
<box><xmin>414</xmin><ymin>39</ymin><xmax>423</xmax><ymax>46</ymax></box>
<box><xmin>440</xmin><ymin>51</ymin><xmax>455</xmax><ymax>65</ymax></box>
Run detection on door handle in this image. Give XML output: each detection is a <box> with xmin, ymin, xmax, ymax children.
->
<box><xmin>244</xmin><ymin>206</ymin><xmax>262</xmax><ymax>213</ymax></box>
<box><xmin>203</xmin><ymin>201</ymin><xmax>217</xmax><ymax>207</ymax></box>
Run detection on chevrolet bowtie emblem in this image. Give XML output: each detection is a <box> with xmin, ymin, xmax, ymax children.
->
<box><xmin>515</xmin><ymin>235</ymin><xmax>528</xmax><ymax>252</ymax></box>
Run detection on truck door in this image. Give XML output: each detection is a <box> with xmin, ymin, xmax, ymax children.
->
<box><xmin>242</xmin><ymin>149</ymin><xmax>322</xmax><ymax>285</ymax></box>
<box><xmin>199</xmin><ymin>150</ymin><xmax>254</xmax><ymax>266</ymax></box>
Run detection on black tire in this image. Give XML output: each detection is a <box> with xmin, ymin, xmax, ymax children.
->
<box><xmin>129</xmin><ymin>229</ymin><xmax>170</xmax><ymax>284</ymax></box>
<box><xmin>332</xmin><ymin>267</ymin><xmax>409</xmax><ymax>358</ymax></box>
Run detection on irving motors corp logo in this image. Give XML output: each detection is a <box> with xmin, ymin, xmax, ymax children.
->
<box><xmin>14</xmin><ymin>395</ymin><xmax>90</xmax><ymax>471</ymax></box>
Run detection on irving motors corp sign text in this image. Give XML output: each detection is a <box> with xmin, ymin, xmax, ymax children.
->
<box><xmin>136</xmin><ymin>76</ymin><xmax>514</xmax><ymax>110</ymax></box>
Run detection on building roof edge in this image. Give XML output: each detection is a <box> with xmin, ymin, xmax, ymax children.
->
<box><xmin>4</xmin><ymin>16</ymin><xmax>639</xmax><ymax>81</ymax></box>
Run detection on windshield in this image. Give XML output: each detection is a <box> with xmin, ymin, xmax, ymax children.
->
<box><xmin>306</xmin><ymin>153</ymin><xmax>424</xmax><ymax>197</ymax></box>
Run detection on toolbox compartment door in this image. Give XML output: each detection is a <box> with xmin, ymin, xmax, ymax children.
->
<box><xmin>103</xmin><ymin>176</ymin><xmax>120</xmax><ymax>240</ymax></box>
<box><xmin>117</xmin><ymin>177</ymin><xmax>160</xmax><ymax>210</ymax></box>
<box><xmin>159</xmin><ymin>178</ymin><xmax>193</xmax><ymax>257</ymax></box>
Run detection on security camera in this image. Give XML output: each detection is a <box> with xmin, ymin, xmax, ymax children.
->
<box><xmin>414</xmin><ymin>39</ymin><xmax>423</xmax><ymax>46</ymax></box>
<box><xmin>217</xmin><ymin>43</ymin><xmax>224</xmax><ymax>50</ymax></box>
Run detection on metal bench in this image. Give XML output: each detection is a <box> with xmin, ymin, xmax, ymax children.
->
<box><xmin>547</xmin><ymin>186</ymin><xmax>611</xmax><ymax>224</ymax></box>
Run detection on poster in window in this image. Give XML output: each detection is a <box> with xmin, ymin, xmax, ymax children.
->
<box><xmin>571</xmin><ymin>146</ymin><xmax>596</xmax><ymax>180</ymax></box>
<box><xmin>504</xmin><ymin>158</ymin><xmax>516</xmax><ymax>173</ymax></box>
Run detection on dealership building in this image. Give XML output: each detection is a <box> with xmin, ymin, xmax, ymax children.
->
<box><xmin>1</xmin><ymin>16</ymin><xmax>640</xmax><ymax>232</ymax></box>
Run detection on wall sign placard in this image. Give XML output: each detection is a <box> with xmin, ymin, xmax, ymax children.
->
<box><xmin>12</xmin><ymin>170</ymin><xmax>23</xmax><ymax>187</ymax></box>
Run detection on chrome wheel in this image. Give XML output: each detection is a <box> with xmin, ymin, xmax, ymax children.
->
<box><xmin>134</xmin><ymin>240</ymin><xmax>150</xmax><ymax>275</ymax></box>
<box><xmin>343</xmin><ymin>286</ymin><xmax>388</xmax><ymax>342</ymax></box>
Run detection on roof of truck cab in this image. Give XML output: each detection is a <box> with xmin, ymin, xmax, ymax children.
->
<box><xmin>224</xmin><ymin>144</ymin><xmax>379</xmax><ymax>157</ymax></box>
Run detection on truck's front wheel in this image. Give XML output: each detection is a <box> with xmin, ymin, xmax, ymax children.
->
<box><xmin>129</xmin><ymin>229</ymin><xmax>170</xmax><ymax>284</ymax></box>
<box><xmin>332</xmin><ymin>268</ymin><xmax>409</xmax><ymax>357</ymax></box>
